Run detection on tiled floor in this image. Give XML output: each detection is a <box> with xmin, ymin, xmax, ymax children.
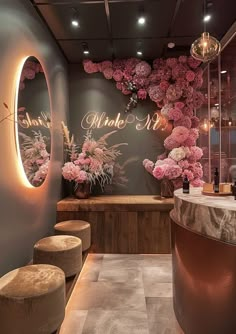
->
<box><xmin>59</xmin><ymin>254</ymin><xmax>183</xmax><ymax>334</ymax></box>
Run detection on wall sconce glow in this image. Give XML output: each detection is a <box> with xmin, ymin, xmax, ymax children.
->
<box><xmin>83</xmin><ymin>50</ymin><xmax>89</xmax><ymax>55</ymax></box>
<box><xmin>15</xmin><ymin>56</ymin><xmax>51</xmax><ymax>188</ymax></box>
<box><xmin>221</xmin><ymin>70</ymin><xmax>227</xmax><ymax>74</ymax></box>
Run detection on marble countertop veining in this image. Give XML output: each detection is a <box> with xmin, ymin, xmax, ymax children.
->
<box><xmin>174</xmin><ymin>187</ymin><xmax>236</xmax><ymax>211</ymax></box>
<box><xmin>173</xmin><ymin>187</ymin><xmax>236</xmax><ymax>245</ymax></box>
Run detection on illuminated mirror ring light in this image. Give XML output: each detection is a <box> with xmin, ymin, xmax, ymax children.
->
<box><xmin>15</xmin><ymin>56</ymin><xmax>51</xmax><ymax>187</ymax></box>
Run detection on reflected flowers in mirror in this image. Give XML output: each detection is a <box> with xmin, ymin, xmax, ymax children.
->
<box><xmin>19</xmin><ymin>131</ymin><xmax>50</xmax><ymax>186</ymax></box>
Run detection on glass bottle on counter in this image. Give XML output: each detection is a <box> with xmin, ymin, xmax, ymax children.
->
<box><xmin>213</xmin><ymin>167</ymin><xmax>219</xmax><ymax>193</ymax></box>
<box><xmin>232</xmin><ymin>181</ymin><xmax>236</xmax><ymax>200</ymax></box>
<box><xmin>183</xmin><ymin>175</ymin><xmax>190</xmax><ymax>194</ymax></box>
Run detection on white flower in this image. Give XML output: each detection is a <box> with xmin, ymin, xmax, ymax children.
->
<box><xmin>169</xmin><ymin>147</ymin><xmax>186</xmax><ymax>162</ymax></box>
<box><xmin>161</xmin><ymin>103</ymin><xmax>173</xmax><ymax>118</ymax></box>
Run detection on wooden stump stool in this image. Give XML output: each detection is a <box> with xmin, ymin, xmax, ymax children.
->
<box><xmin>0</xmin><ymin>264</ymin><xmax>65</xmax><ymax>334</ymax></box>
<box><xmin>33</xmin><ymin>235</ymin><xmax>82</xmax><ymax>278</ymax></box>
<box><xmin>54</xmin><ymin>220</ymin><xmax>91</xmax><ymax>252</ymax></box>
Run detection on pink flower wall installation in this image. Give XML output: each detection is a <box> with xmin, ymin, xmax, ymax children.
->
<box><xmin>20</xmin><ymin>60</ymin><xmax>44</xmax><ymax>90</ymax></box>
<box><xmin>82</xmin><ymin>56</ymin><xmax>205</xmax><ymax>189</ymax></box>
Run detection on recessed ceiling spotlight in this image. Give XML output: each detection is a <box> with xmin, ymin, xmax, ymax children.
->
<box><xmin>137</xmin><ymin>6</ymin><xmax>146</xmax><ymax>25</ymax></box>
<box><xmin>82</xmin><ymin>42</ymin><xmax>89</xmax><ymax>55</ymax></box>
<box><xmin>138</xmin><ymin>16</ymin><xmax>146</xmax><ymax>25</ymax></box>
<box><xmin>221</xmin><ymin>70</ymin><xmax>227</xmax><ymax>74</ymax></box>
<box><xmin>137</xmin><ymin>51</ymin><xmax>143</xmax><ymax>56</ymax></box>
<box><xmin>168</xmin><ymin>42</ymin><xmax>175</xmax><ymax>49</ymax></box>
<box><xmin>71</xmin><ymin>9</ymin><xmax>80</xmax><ymax>28</ymax></box>
<box><xmin>214</xmin><ymin>103</ymin><xmax>219</xmax><ymax>106</ymax></box>
<box><xmin>72</xmin><ymin>19</ymin><xmax>79</xmax><ymax>27</ymax></box>
<box><xmin>203</xmin><ymin>14</ymin><xmax>211</xmax><ymax>22</ymax></box>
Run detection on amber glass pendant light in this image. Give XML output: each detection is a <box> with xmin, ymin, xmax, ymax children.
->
<box><xmin>190</xmin><ymin>0</ymin><xmax>221</xmax><ymax>62</ymax></box>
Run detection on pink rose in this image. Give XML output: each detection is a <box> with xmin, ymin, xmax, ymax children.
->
<box><xmin>159</xmin><ymin>80</ymin><xmax>170</xmax><ymax>92</ymax></box>
<box><xmin>178</xmin><ymin>160</ymin><xmax>189</xmax><ymax>169</ymax></box>
<box><xmin>165</xmin><ymin>165</ymin><xmax>182</xmax><ymax>180</ymax></box>
<box><xmin>164</xmin><ymin>136</ymin><xmax>180</xmax><ymax>150</ymax></box>
<box><xmin>113</xmin><ymin>69</ymin><xmax>124</xmax><ymax>82</ymax></box>
<box><xmin>135</xmin><ymin>61</ymin><xmax>151</xmax><ymax>77</ymax></box>
<box><xmin>62</xmin><ymin>162</ymin><xmax>81</xmax><ymax>181</ymax></box>
<box><xmin>137</xmin><ymin>89</ymin><xmax>147</xmax><ymax>100</ymax></box>
<box><xmin>99</xmin><ymin>60</ymin><xmax>112</xmax><ymax>72</ymax></box>
<box><xmin>168</xmin><ymin>108</ymin><xmax>182</xmax><ymax>121</ymax></box>
<box><xmin>75</xmin><ymin>170</ymin><xmax>88</xmax><ymax>183</ymax></box>
<box><xmin>166</xmin><ymin>58</ymin><xmax>178</xmax><ymax>68</ymax></box>
<box><xmin>116</xmin><ymin>82</ymin><xmax>123</xmax><ymax>90</ymax></box>
<box><xmin>182</xmin><ymin>169</ymin><xmax>194</xmax><ymax>181</ymax></box>
<box><xmin>188</xmin><ymin>56</ymin><xmax>201</xmax><ymax>69</ymax></box>
<box><xmin>83</xmin><ymin>60</ymin><xmax>99</xmax><ymax>73</ymax></box>
<box><xmin>191</xmin><ymin>178</ymin><xmax>204</xmax><ymax>187</ymax></box>
<box><xmin>174</xmin><ymin>116</ymin><xmax>192</xmax><ymax>129</ymax></box>
<box><xmin>186</xmin><ymin>70</ymin><xmax>196</xmax><ymax>82</ymax></box>
<box><xmin>174</xmin><ymin>102</ymin><xmax>185</xmax><ymax>110</ymax></box>
<box><xmin>103</xmin><ymin>67</ymin><xmax>113</xmax><ymax>79</ymax></box>
<box><xmin>172</xmin><ymin>126</ymin><xmax>190</xmax><ymax>144</ymax></box>
<box><xmin>153</xmin><ymin>165</ymin><xmax>167</xmax><ymax>179</ymax></box>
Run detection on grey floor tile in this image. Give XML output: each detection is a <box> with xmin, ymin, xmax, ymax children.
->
<box><xmin>142</xmin><ymin>266</ymin><xmax>172</xmax><ymax>284</ymax></box>
<box><xmin>141</xmin><ymin>255</ymin><xmax>172</xmax><ymax>267</ymax></box>
<box><xmin>82</xmin><ymin>310</ymin><xmax>149</xmax><ymax>334</ymax></box>
<box><xmin>144</xmin><ymin>282</ymin><xmax>173</xmax><ymax>298</ymax></box>
<box><xmin>146</xmin><ymin>297</ymin><xmax>183</xmax><ymax>334</ymax></box>
<box><xmin>63</xmin><ymin>254</ymin><xmax>180</xmax><ymax>334</ymax></box>
<box><xmin>98</xmin><ymin>267</ymin><xmax>143</xmax><ymax>286</ymax></box>
<box><xmin>68</xmin><ymin>281</ymin><xmax>147</xmax><ymax>312</ymax></box>
<box><xmin>59</xmin><ymin>310</ymin><xmax>88</xmax><ymax>334</ymax></box>
<box><xmin>79</xmin><ymin>254</ymin><xmax>104</xmax><ymax>282</ymax></box>
<box><xmin>102</xmin><ymin>254</ymin><xmax>144</xmax><ymax>269</ymax></box>
<box><xmin>146</xmin><ymin>297</ymin><xmax>175</xmax><ymax>316</ymax></box>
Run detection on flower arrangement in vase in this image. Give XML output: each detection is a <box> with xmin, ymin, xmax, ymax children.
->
<box><xmin>61</xmin><ymin>122</ymin><xmax>127</xmax><ymax>198</ymax></box>
<box><xmin>143</xmin><ymin>145</ymin><xmax>203</xmax><ymax>197</ymax></box>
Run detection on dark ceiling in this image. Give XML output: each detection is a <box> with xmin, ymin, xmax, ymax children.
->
<box><xmin>31</xmin><ymin>0</ymin><xmax>236</xmax><ymax>63</ymax></box>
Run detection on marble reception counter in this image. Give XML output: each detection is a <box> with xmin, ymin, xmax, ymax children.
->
<box><xmin>170</xmin><ymin>187</ymin><xmax>236</xmax><ymax>334</ymax></box>
<box><xmin>172</xmin><ymin>187</ymin><xmax>236</xmax><ymax>244</ymax></box>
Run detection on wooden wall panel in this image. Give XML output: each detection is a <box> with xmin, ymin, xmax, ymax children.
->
<box><xmin>57</xmin><ymin>196</ymin><xmax>174</xmax><ymax>254</ymax></box>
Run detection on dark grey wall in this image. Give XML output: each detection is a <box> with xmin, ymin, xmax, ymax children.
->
<box><xmin>69</xmin><ymin>64</ymin><xmax>170</xmax><ymax>194</ymax></box>
<box><xmin>0</xmin><ymin>0</ymin><xmax>69</xmax><ymax>276</ymax></box>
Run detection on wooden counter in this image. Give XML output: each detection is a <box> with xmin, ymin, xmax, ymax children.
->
<box><xmin>57</xmin><ymin>195</ymin><xmax>174</xmax><ymax>254</ymax></box>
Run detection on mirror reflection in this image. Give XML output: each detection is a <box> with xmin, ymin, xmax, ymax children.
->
<box><xmin>17</xmin><ymin>56</ymin><xmax>51</xmax><ymax>187</ymax></box>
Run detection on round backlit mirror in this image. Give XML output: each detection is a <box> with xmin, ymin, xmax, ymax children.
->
<box><xmin>16</xmin><ymin>57</ymin><xmax>51</xmax><ymax>187</ymax></box>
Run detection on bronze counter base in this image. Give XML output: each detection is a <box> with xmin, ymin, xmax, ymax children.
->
<box><xmin>171</xmin><ymin>214</ymin><xmax>236</xmax><ymax>334</ymax></box>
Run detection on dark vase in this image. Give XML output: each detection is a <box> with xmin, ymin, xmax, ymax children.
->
<box><xmin>161</xmin><ymin>178</ymin><xmax>174</xmax><ymax>198</ymax></box>
<box><xmin>74</xmin><ymin>182</ymin><xmax>90</xmax><ymax>199</ymax></box>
